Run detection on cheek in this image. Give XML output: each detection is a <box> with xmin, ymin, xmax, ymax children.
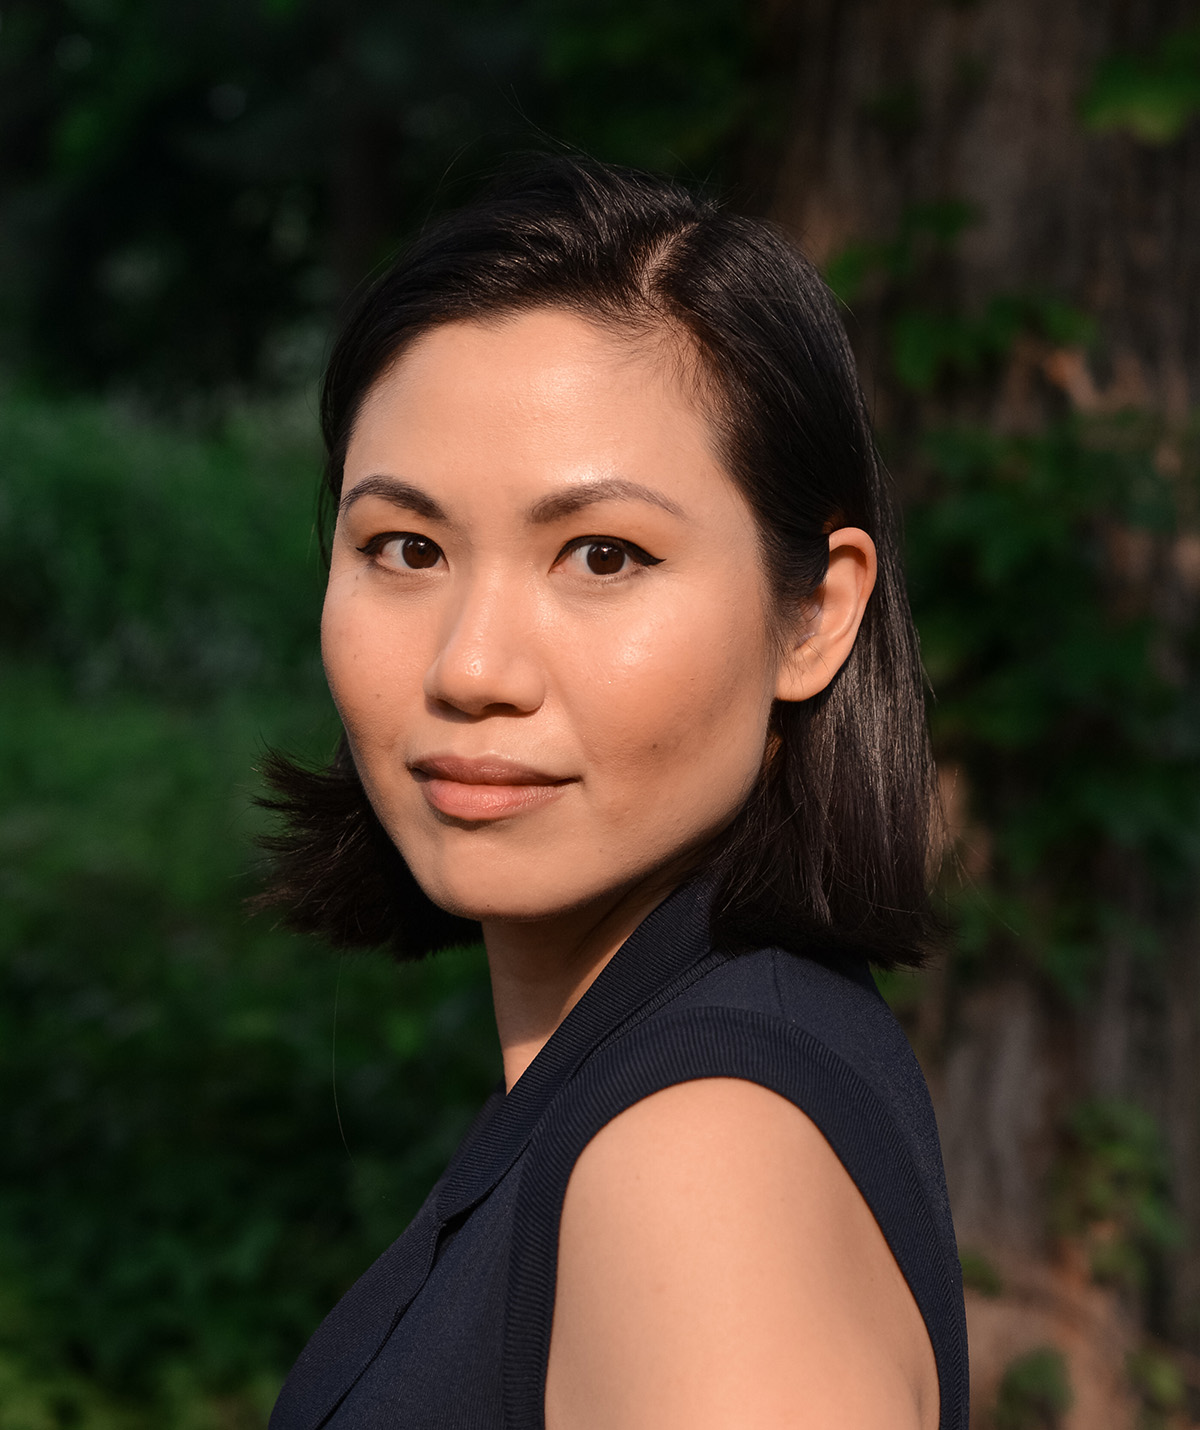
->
<box><xmin>320</xmin><ymin>581</ymin><xmax>426</xmax><ymax>746</ymax></box>
<box><xmin>571</xmin><ymin>598</ymin><xmax>775</xmax><ymax>815</ymax></box>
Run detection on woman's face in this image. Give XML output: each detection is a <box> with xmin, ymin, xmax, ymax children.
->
<box><xmin>322</xmin><ymin>308</ymin><xmax>788</xmax><ymax>925</ymax></box>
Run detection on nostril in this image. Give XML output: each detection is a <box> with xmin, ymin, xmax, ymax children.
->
<box><xmin>423</xmin><ymin>645</ymin><xmax>545</xmax><ymax>717</ymax></box>
<box><xmin>421</xmin><ymin>585</ymin><xmax>546</xmax><ymax>715</ymax></box>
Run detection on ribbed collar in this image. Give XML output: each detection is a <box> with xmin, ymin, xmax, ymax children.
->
<box><xmin>435</xmin><ymin>877</ymin><xmax>722</xmax><ymax>1223</ymax></box>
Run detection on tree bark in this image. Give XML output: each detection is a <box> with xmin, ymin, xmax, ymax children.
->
<box><xmin>770</xmin><ymin>0</ymin><xmax>1200</xmax><ymax>418</ymax></box>
<box><xmin>764</xmin><ymin>0</ymin><xmax>1200</xmax><ymax>1371</ymax></box>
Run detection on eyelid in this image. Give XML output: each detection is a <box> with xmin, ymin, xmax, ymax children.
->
<box><xmin>350</xmin><ymin>530</ymin><xmax>662</xmax><ymax>572</ymax></box>
<box><xmin>355</xmin><ymin>531</ymin><xmax>445</xmax><ymax>567</ymax></box>
<box><xmin>555</xmin><ymin>535</ymin><xmax>664</xmax><ymax>567</ymax></box>
<box><xmin>355</xmin><ymin>530</ymin><xmax>431</xmax><ymax>553</ymax></box>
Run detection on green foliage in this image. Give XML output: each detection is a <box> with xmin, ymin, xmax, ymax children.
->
<box><xmin>0</xmin><ymin>393</ymin><xmax>325</xmax><ymax>695</ymax></box>
<box><xmin>1050</xmin><ymin>1100</ymin><xmax>1180</xmax><ymax>1296</ymax></box>
<box><xmin>0</xmin><ymin>0</ymin><xmax>760</xmax><ymax>394</ymax></box>
<box><xmin>0</xmin><ymin>392</ymin><xmax>500</xmax><ymax>1424</ymax></box>
<box><xmin>1082</xmin><ymin>26</ymin><xmax>1200</xmax><ymax>145</ymax></box>
<box><xmin>889</xmin><ymin>297</ymin><xmax>1090</xmax><ymax>396</ymax></box>
<box><xmin>827</xmin><ymin>203</ymin><xmax>1096</xmax><ymax>396</ymax></box>
<box><xmin>870</xmin><ymin>964</ymin><xmax>927</xmax><ymax>1020</ymax></box>
<box><xmin>993</xmin><ymin>1346</ymin><xmax>1073</xmax><ymax>1430</ymax></box>
<box><xmin>829</xmin><ymin>196</ymin><xmax>1200</xmax><ymax>1002</ymax></box>
<box><xmin>1126</xmin><ymin>1345</ymin><xmax>1187</xmax><ymax>1429</ymax></box>
<box><xmin>531</xmin><ymin>0</ymin><xmax>757</xmax><ymax>174</ymax></box>
<box><xmin>825</xmin><ymin>199</ymin><xmax>979</xmax><ymax>305</ymax></box>
<box><xmin>959</xmin><ymin>1247</ymin><xmax>1004</xmax><ymax>1298</ymax></box>
<box><xmin>906</xmin><ymin>415</ymin><xmax>1200</xmax><ymax>995</ymax></box>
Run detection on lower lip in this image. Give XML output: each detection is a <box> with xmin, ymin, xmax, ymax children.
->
<box><xmin>418</xmin><ymin>777</ymin><xmax>571</xmax><ymax>821</ymax></box>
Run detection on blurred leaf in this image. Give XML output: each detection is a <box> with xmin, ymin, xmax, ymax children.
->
<box><xmin>1050</xmin><ymin>1099</ymin><xmax>1180</xmax><ymax>1297</ymax></box>
<box><xmin>959</xmin><ymin>1247</ymin><xmax>1004</xmax><ymax>1298</ymax></box>
<box><xmin>1126</xmin><ymin>1346</ymin><xmax>1187</xmax><ymax>1417</ymax></box>
<box><xmin>994</xmin><ymin>1346</ymin><xmax>1073</xmax><ymax>1429</ymax></box>
<box><xmin>0</xmin><ymin>391</ymin><xmax>326</xmax><ymax>694</ymax></box>
<box><xmin>1082</xmin><ymin>26</ymin><xmax>1200</xmax><ymax>144</ymax></box>
<box><xmin>908</xmin><ymin>416</ymin><xmax>1200</xmax><ymax>993</ymax></box>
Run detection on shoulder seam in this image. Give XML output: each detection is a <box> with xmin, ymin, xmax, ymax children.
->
<box><xmin>769</xmin><ymin>947</ymin><xmax>789</xmax><ymax>1021</ymax></box>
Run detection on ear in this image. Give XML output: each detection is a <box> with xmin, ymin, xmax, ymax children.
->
<box><xmin>775</xmin><ymin>528</ymin><xmax>877</xmax><ymax>703</ymax></box>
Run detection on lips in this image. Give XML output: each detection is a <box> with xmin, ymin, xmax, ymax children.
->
<box><xmin>409</xmin><ymin>754</ymin><xmax>574</xmax><ymax>821</ymax></box>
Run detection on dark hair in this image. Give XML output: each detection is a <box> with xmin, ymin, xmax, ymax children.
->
<box><xmin>257</xmin><ymin>155</ymin><xmax>939</xmax><ymax>969</ymax></box>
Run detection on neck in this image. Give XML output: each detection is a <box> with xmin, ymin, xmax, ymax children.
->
<box><xmin>482</xmin><ymin>872</ymin><xmax>680</xmax><ymax>1092</ymax></box>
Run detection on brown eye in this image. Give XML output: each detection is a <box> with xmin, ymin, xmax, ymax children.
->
<box><xmin>358</xmin><ymin>531</ymin><xmax>446</xmax><ymax>571</ymax></box>
<box><xmin>585</xmin><ymin>542</ymin><xmax>627</xmax><ymax>575</ymax></box>
<box><xmin>557</xmin><ymin>535</ymin><xmax>662</xmax><ymax>579</ymax></box>
<box><xmin>400</xmin><ymin>536</ymin><xmax>441</xmax><ymax>569</ymax></box>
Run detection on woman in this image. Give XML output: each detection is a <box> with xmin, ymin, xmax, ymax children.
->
<box><xmin>263</xmin><ymin>157</ymin><xmax>967</xmax><ymax>1430</ymax></box>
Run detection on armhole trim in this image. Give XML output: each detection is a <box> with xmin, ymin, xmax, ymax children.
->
<box><xmin>502</xmin><ymin>1005</ymin><xmax>968</xmax><ymax>1430</ymax></box>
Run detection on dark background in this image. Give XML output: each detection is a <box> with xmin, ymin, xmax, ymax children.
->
<box><xmin>2</xmin><ymin>2</ymin><xmax>1199</xmax><ymax>1424</ymax></box>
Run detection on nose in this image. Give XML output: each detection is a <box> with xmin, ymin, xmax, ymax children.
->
<box><xmin>423</xmin><ymin>572</ymin><xmax>546</xmax><ymax>717</ymax></box>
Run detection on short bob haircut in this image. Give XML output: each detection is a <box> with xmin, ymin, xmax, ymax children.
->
<box><xmin>258</xmin><ymin>155</ymin><xmax>939</xmax><ymax>971</ymax></box>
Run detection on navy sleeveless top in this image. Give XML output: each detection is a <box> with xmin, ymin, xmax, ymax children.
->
<box><xmin>270</xmin><ymin>882</ymin><xmax>969</xmax><ymax>1430</ymax></box>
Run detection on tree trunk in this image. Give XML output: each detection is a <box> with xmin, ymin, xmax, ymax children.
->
<box><xmin>763</xmin><ymin>0</ymin><xmax>1200</xmax><ymax>1405</ymax></box>
<box><xmin>770</xmin><ymin>0</ymin><xmax>1200</xmax><ymax>418</ymax></box>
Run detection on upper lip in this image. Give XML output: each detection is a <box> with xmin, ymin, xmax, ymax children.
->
<box><xmin>409</xmin><ymin>754</ymin><xmax>572</xmax><ymax>786</ymax></box>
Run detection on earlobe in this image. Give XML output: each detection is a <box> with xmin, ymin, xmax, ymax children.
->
<box><xmin>774</xmin><ymin>528</ymin><xmax>877</xmax><ymax>703</ymax></box>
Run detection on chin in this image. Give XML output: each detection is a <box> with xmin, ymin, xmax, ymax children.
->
<box><xmin>398</xmin><ymin>837</ymin><xmax>655</xmax><ymax>928</ymax></box>
<box><xmin>413</xmin><ymin>863</ymin><xmax>594</xmax><ymax>926</ymax></box>
<box><xmin>402</xmin><ymin>820</ymin><xmax>718</xmax><ymax>932</ymax></box>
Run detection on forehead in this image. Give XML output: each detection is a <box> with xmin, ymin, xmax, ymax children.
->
<box><xmin>369</xmin><ymin>306</ymin><xmax>692</xmax><ymax>400</ymax></box>
<box><xmin>346</xmin><ymin>309</ymin><xmax>720</xmax><ymax>486</ymax></box>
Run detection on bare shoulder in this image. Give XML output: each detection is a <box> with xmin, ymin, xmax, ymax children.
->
<box><xmin>545</xmin><ymin>1077</ymin><xmax>938</xmax><ymax>1430</ymax></box>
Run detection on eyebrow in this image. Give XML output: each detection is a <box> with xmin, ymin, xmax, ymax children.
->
<box><xmin>527</xmin><ymin>478</ymin><xmax>685</xmax><ymax>524</ymax></box>
<box><xmin>339</xmin><ymin>473</ymin><xmax>686</xmax><ymax>527</ymax></box>
<box><xmin>338</xmin><ymin>476</ymin><xmax>447</xmax><ymax>522</ymax></box>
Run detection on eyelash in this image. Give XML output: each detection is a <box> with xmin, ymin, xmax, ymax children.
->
<box><xmin>356</xmin><ymin>533</ymin><xmax>440</xmax><ymax>566</ymax></box>
<box><xmin>556</xmin><ymin>536</ymin><xmax>664</xmax><ymax>573</ymax></box>
<box><xmin>355</xmin><ymin>532</ymin><xmax>664</xmax><ymax>576</ymax></box>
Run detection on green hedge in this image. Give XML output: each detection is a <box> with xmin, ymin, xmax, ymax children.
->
<box><xmin>0</xmin><ymin>393</ymin><xmax>499</xmax><ymax>1426</ymax></box>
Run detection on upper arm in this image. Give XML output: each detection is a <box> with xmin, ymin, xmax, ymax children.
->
<box><xmin>544</xmin><ymin>1077</ymin><xmax>939</xmax><ymax>1430</ymax></box>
